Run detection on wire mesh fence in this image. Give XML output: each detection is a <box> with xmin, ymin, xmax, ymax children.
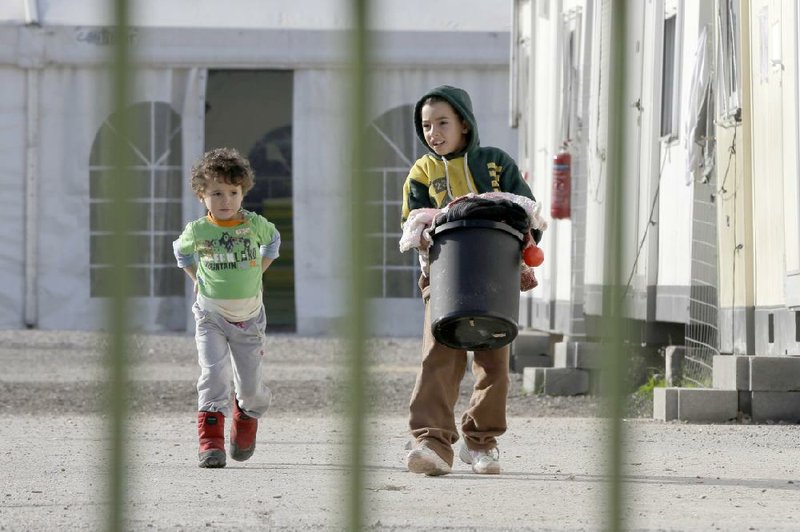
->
<box><xmin>684</xmin><ymin>177</ymin><xmax>720</xmax><ymax>387</ymax></box>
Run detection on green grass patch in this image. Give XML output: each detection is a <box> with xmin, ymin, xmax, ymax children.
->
<box><xmin>634</xmin><ymin>370</ymin><xmax>666</xmax><ymax>400</ymax></box>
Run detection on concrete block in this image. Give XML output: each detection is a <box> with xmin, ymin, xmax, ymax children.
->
<box><xmin>664</xmin><ymin>346</ymin><xmax>685</xmax><ymax>386</ymax></box>
<box><xmin>511</xmin><ymin>352</ymin><xmax>553</xmax><ymax>373</ymax></box>
<box><xmin>675</xmin><ymin>389</ymin><xmax>739</xmax><ymax>422</ymax></box>
<box><xmin>553</xmin><ymin>341</ymin><xmax>570</xmax><ymax>368</ymax></box>
<box><xmin>749</xmin><ymin>357</ymin><xmax>800</xmax><ymax>392</ymax></box>
<box><xmin>653</xmin><ymin>387</ymin><xmax>679</xmax><ymax>421</ymax></box>
<box><xmin>588</xmin><ymin>371</ymin><xmax>603</xmax><ymax>396</ymax></box>
<box><xmin>512</xmin><ymin>331</ymin><xmax>551</xmax><ymax>356</ymax></box>
<box><xmin>510</xmin><ymin>332</ymin><xmax>554</xmax><ymax>373</ymax></box>
<box><xmin>713</xmin><ymin>355</ymin><xmax>749</xmax><ymax>390</ymax></box>
<box><xmin>738</xmin><ymin>391</ymin><xmax>752</xmax><ymax>417</ymax></box>
<box><xmin>572</xmin><ymin>341</ymin><xmax>605</xmax><ymax>369</ymax></box>
<box><xmin>522</xmin><ymin>367</ymin><xmax>544</xmax><ymax>394</ymax></box>
<box><xmin>654</xmin><ymin>388</ymin><xmax>739</xmax><ymax>422</ymax></box>
<box><xmin>554</xmin><ymin>341</ymin><xmax>654</xmax><ymax>369</ymax></box>
<box><xmin>751</xmin><ymin>392</ymin><xmax>800</xmax><ymax>422</ymax></box>
<box><xmin>553</xmin><ymin>340</ymin><xmax>606</xmax><ymax>369</ymax></box>
<box><xmin>534</xmin><ymin>367</ymin><xmax>589</xmax><ymax>396</ymax></box>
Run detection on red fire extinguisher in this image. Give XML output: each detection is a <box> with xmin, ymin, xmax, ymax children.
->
<box><xmin>551</xmin><ymin>145</ymin><xmax>571</xmax><ymax>219</ymax></box>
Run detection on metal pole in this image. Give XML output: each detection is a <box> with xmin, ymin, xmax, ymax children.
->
<box><xmin>604</xmin><ymin>0</ymin><xmax>628</xmax><ymax>530</ymax></box>
<box><xmin>106</xmin><ymin>0</ymin><xmax>132</xmax><ymax>529</ymax></box>
<box><xmin>345</xmin><ymin>0</ymin><xmax>373</xmax><ymax>529</ymax></box>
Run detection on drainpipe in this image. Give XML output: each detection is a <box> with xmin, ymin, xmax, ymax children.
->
<box><xmin>24</xmin><ymin>70</ymin><xmax>40</xmax><ymax>327</ymax></box>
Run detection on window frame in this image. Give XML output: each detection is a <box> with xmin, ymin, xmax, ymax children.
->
<box><xmin>659</xmin><ymin>3</ymin><xmax>682</xmax><ymax>141</ymax></box>
<box><xmin>365</xmin><ymin>104</ymin><xmax>425</xmax><ymax>299</ymax></box>
<box><xmin>560</xmin><ymin>8</ymin><xmax>583</xmax><ymax>144</ymax></box>
<box><xmin>89</xmin><ymin>101</ymin><xmax>184</xmax><ymax>298</ymax></box>
<box><xmin>716</xmin><ymin>0</ymin><xmax>742</xmax><ymax>123</ymax></box>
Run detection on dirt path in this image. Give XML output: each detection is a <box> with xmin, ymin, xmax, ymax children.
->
<box><xmin>2</xmin><ymin>330</ymin><xmax>797</xmax><ymax>531</ymax></box>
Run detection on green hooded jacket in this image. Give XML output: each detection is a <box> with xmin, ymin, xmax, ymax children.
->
<box><xmin>401</xmin><ymin>85</ymin><xmax>535</xmax><ymax>223</ymax></box>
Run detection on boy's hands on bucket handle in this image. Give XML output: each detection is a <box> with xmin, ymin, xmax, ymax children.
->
<box><xmin>418</xmin><ymin>234</ymin><xmax>430</xmax><ymax>251</ymax></box>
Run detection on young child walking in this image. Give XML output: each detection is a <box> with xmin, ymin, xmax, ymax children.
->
<box><xmin>402</xmin><ymin>85</ymin><xmax>538</xmax><ymax>476</ymax></box>
<box><xmin>173</xmin><ymin>147</ymin><xmax>281</xmax><ymax>468</ymax></box>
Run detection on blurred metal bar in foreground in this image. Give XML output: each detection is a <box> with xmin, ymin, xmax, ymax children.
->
<box><xmin>105</xmin><ymin>0</ymin><xmax>134</xmax><ymax>530</ymax></box>
<box><xmin>345</xmin><ymin>0</ymin><xmax>374</xmax><ymax>530</ymax></box>
<box><xmin>603</xmin><ymin>0</ymin><xmax>629</xmax><ymax>530</ymax></box>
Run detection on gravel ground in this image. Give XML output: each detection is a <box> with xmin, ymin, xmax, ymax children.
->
<box><xmin>0</xmin><ymin>329</ymin><xmax>646</xmax><ymax>419</ymax></box>
<box><xmin>5</xmin><ymin>330</ymin><xmax>800</xmax><ymax>532</ymax></box>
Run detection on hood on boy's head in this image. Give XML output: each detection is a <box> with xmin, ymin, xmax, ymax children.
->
<box><xmin>414</xmin><ymin>85</ymin><xmax>480</xmax><ymax>157</ymax></box>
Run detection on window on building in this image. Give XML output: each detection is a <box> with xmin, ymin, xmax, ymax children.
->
<box><xmin>89</xmin><ymin>101</ymin><xmax>184</xmax><ymax>297</ymax></box>
<box><xmin>660</xmin><ymin>12</ymin><xmax>680</xmax><ymax>138</ymax></box>
<box><xmin>717</xmin><ymin>0</ymin><xmax>741</xmax><ymax>122</ymax></box>
<box><xmin>560</xmin><ymin>10</ymin><xmax>582</xmax><ymax>143</ymax></box>
<box><xmin>366</xmin><ymin>104</ymin><xmax>427</xmax><ymax>298</ymax></box>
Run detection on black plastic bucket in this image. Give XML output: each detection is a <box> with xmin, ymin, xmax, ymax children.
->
<box><xmin>429</xmin><ymin>219</ymin><xmax>523</xmax><ymax>350</ymax></box>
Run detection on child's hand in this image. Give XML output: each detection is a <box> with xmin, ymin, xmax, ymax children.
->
<box><xmin>418</xmin><ymin>236</ymin><xmax>430</xmax><ymax>251</ymax></box>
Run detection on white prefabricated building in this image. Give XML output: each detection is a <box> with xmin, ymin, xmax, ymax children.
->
<box><xmin>0</xmin><ymin>0</ymin><xmax>520</xmax><ymax>336</ymax></box>
<box><xmin>512</xmin><ymin>0</ymin><xmax>707</xmax><ymax>343</ymax></box>
<box><xmin>512</xmin><ymin>0</ymin><xmax>800</xmax><ymax>364</ymax></box>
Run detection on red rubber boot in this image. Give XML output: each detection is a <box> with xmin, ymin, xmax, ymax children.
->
<box><xmin>197</xmin><ymin>411</ymin><xmax>226</xmax><ymax>468</ymax></box>
<box><xmin>230</xmin><ymin>398</ymin><xmax>258</xmax><ymax>462</ymax></box>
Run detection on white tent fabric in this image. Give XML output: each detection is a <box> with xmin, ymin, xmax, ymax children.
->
<box><xmin>0</xmin><ymin>3</ymin><xmax>513</xmax><ymax>333</ymax></box>
<box><xmin>0</xmin><ymin>68</ymin><xmax>26</xmax><ymax>327</ymax></box>
<box><xmin>292</xmin><ymin>69</ymin><xmax>349</xmax><ymax>333</ymax></box>
<box><xmin>0</xmin><ymin>3</ymin><xmax>27</xmax><ymax>23</ymax></box>
<box><xmin>291</xmin><ymin>66</ymin><xmax>515</xmax><ymax>336</ymax></box>
<box><xmin>0</xmin><ymin>0</ymin><xmax>510</xmax><ymax>32</ymax></box>
<box><xmin>2</xmin><ymin>62</ymin><xmax>513</xmax><ymax>333</ymax></box>
<box><xmin>31</xmin><ymin>67</ymin><xmax>205</xmax><ymax>330</ymax></box>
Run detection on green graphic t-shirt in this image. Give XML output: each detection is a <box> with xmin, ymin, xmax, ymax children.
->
<box><xmin>174</xmin><ymin>210</ymin><xmax>280</xmax><ymax>320</ymax></box>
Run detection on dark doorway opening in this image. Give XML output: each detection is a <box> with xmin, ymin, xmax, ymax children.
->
<box><xmin>205</xmin><ymin>70</ymin><xmax>296</xmax><ymax>331</ymax></box>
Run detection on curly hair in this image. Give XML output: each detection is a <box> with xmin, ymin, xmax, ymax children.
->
<box><xmin>190</xmin><ymin>147</ymin><xmax>255</xmax><ymax>198</ymax></box>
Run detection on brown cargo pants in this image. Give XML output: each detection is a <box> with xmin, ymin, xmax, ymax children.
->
<box><xmin>408</xmin><ymin>283</ymin><xmax>510</xmax><ymax>466</ymax></box>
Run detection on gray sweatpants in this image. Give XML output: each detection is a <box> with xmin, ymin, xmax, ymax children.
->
<box><xmin>193</xmin><ymin>301</ymin><xmax>272</xmax><ymax>418</ymax></box>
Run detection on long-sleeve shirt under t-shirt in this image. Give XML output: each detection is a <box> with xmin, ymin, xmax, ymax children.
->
<box><xmin>173</xmin><ymin>210</ymin><xmax>280</xmax><ymax>322</ymax></box>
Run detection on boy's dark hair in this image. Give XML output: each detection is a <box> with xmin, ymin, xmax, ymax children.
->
<box><xmin>191</xmin><ymin>147</ymin><xmax>255</xmax><ymax>198</ymax></box>
<box><xmin>421</xmin><ymin>95</ymin><xmax>464</xmax><ymax>121</ymax></box>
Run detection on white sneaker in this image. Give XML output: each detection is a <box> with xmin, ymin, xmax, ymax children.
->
<box><xmin>459</xmin><ymin>443</ymin><xmax>501</xmax><ymax>474</ymax></box>
<box><xmin>406</xmin><ymin>443</ymin><xmax>451</xmax><ymax>476</ymax></box>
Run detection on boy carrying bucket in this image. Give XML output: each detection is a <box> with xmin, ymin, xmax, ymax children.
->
<box><xmin>401</xmin><ymin>85</ymin><xmax>540</xmax><ymax>475</ymax></box>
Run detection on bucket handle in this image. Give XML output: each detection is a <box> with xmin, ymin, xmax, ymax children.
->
<box><xmin>432</xmin><ymin>219</ymin><xmax>524</xmax><ymax>242</ymax></box>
